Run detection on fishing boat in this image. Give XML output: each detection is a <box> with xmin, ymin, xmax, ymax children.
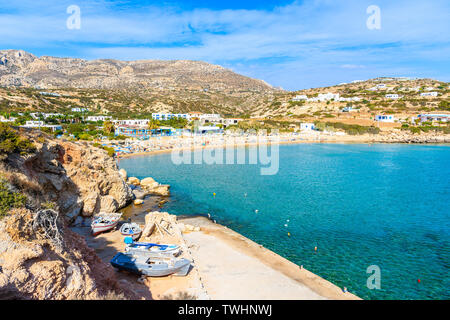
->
<box><xmin>120</xmin><ymin>223</ymin><xmax>142</xmax><ymax>240</ymax></box>
<box><xmin>91</xmin><ymin>213</ymin><xmax>122</xmax><ymax>236</ymax></box>
<box><xmin>124</xmin><ymin>238</ymin><xmax>181</xmax><ymax>257</ymax></box>
<box><xmin>110</xmin><ymin>252</ymin><xmax>191</xmax><ymax>277</ymax></box>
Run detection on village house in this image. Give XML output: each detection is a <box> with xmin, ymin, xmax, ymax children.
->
<box><xmin>318</xmin><ymin>93</ymin><xmax>340</xmax><ymax>102</ymax></box>
<box><xmin>375</xmin><ymin>115</ymin><xmax>395</xmax><ymax>122</ymax></box>
<box><xmin>115</xmin><ymin>125</ymin><xmax>173</xmax><ymax>139</ymax></box>
<box><xmin>300</xmin><ymin>123</ymin><xmax>316</xmax><ymax>131</ymax></box>
<box><xmin>152</xmin><ymin>113</ymin><xmax>190</xmax><ymax>121</ymax></box>
<box><xmin>417</xmin><ymin>114</ymin><xmax>450</xmax><ymax>123</ymax></box>
<box><xmin>22</xmin><ymin>121</ymin><xmax>62</xmax><ymax>132</ymax></box>
<box><xmin>112</xmin><ymin>119</ymin><xmax>151</xmax><ymax>126</ymax></box>
<box><xmin>0</xmin><ymin>116</ymin><xmax>17</xmax><ymax>123</ymax></box>
<box><xmin>39</xmin><ymin>92</ymin><xmax>61</xmax><ymax>97</ymax></box>
<box><xmin>420</xmin><ymin>92</ymin><xmax>438</xmax><ymax>97</ymax></box>
<box><xmin>71</xmin><ymin>107</ymin><xmax>89</xmax><ymax>113</ymax></box>
<box><xmin>291</xmin><ymin>95</ymin><xmax>308</xmax><ymax>101</ymax></box>
<box><xmin>385</xmin><ymin>94</ymin><xmax>400</xmax><ymax>100</ymax></box>
<box><xmin>86</xmin><ymin>115</ymin><xmax>113</xmax><ymax>122</ymax></box>
<box><xmin>30</xmin><ymin>112</ymin><xmax>64</xmax><ymax>119</ymax></box>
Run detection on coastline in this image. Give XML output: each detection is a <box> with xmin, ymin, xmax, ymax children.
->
<box><xmin>116</xmin><ymin>134</ymin><xmax>450</xmax><ymax>159</ymax></box>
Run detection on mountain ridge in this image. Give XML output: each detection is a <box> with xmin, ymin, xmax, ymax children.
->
<box><xmin>0</xmin><ymin>49</ymin><xmax>275</xmax><ymax>93</ymax></box>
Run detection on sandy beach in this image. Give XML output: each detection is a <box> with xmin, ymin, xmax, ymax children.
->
<box><xmin>111</xmin><ymin>132</ymin><xmax>450</xmax><ymax>160</ymax></box>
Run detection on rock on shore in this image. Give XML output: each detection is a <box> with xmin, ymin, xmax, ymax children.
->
<box><xmin>125</xmin><ymin>175</ymin><xmax>171</xmax><ymax>197</ymax></box>
<box><xmin>0</xmin><ymin>130</ymin><xmax>133</xmax><ymax>222</ymax></box>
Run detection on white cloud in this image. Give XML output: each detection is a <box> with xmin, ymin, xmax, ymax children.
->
<box><xmin>0</xmin><ymin>0</ymin><xmax>448</xmax><ymax>89</ymax></box>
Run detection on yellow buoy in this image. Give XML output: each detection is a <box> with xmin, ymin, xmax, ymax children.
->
<box><xmin>213</xmin><ymin>193</ymin><xmax>216</xmax><ymax>197</ymax></box>
<box><xmin>288</xmin><ymin>232</ymin><xmax>291</xmax><ymax>237</ymax></box>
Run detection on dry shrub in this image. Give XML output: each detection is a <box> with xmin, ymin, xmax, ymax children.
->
<box><xmin>160</xmin><ymin>291</ymin><xmax>197</xmax><ymax>300</ymax></box>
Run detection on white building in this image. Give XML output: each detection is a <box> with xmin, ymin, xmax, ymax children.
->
<box><xmin>112</xmin><ymin>119</ymin><xmax>151</xmax><ymax>126</ymax></box>
<box><xmin>300</xmin><ymin>123</ymin><xmax>316</xmax><ymax>131</ymax></box>
<box><xmin>418</xmin><ymin>114</ymin><xmax>450</xmax><ymax>123</ymax></box>
<box><xmin>30</xmin><ymin>112</ymin><xmax>64</xmax><ymax>119</ymax></box>
<box><xmin>338</xmin><ymin>97</ymin><xmax>361</xmax><ymax>102</ymax></box>
<box><xmin>199</xmin><ymin>114</ymin><xmax>221</xmax><ymax>122</ymax></box>
<box><xmin>385</xmin><ymin>94</ymin><xmax>400</xmax><ymax>100</ymax></box>
<box><xmin>39</xmin><ymin>92</ymin><xmax>61</xmax><ymax>97</ymax></box>
<box><xmin>318</xmin><ymin>93</ymin><xmax>340</xmax><ymax>102</ymax></box>
<box><xmin>25</xmin><ymin>121</ymin><xmax>45</xmax><ymax>126</ymax></box>
<box><xmin>0</xmin><ymin>116</ymin><xmax>16</xmax><ymax>123</ymax></box>
<box><xmin>375</xmin><ymin>115</ymin><xmax>395</xmax><ymax>122</ymax></box>
<box><xmin>71</xmin><ymin>107</ymin><xmax>89</xmax><ymax>113</ymax></box>
<box><xmin>152</xmin><ymin>113</ymin><xmax>190</xmax><ymax>121</ymax></box>
<box><xmin>87</xmin><ymin>115</ymin><xmax>113</xmax><ymax>122</ymax></box>
<box><xmin>21</xmin><ymin>122</ymin><xmax>62</xmax><ymax>132</ymax></box>
<box><xmin>291</xmin><ymin>95</ymin><xmax>308</xmax><ymax>101</ymax></box>
<box><xmin>341</xmin><ymin>106</ymin><xmax>354</xmax><ymax>112</ymax></box>
<box><xmin>420</xmin><ymin>92</ymin><xmax>438</xmax><ymax>97</ymax></box>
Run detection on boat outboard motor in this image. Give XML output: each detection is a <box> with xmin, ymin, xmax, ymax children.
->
<box><xmin>124</xmin><ymin>236</ymin><xmax>134</xmax><ymax>246</ymax></box>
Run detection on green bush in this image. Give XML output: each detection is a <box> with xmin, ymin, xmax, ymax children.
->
<box><xmin>92</xmin><ymin>143</ymin><xmax>115</xmax><ymax>157</ymax></box>
<box><xmin>0</xmin><ymin>178</ymin><xmax>27</xmax><ymax>218</ymax></box>
<box><xmin>316</xmin><ymin>121</ymin><xmax>381</xmax><ymax>135</ymax></box>
<box><xmin>103</xmin><ymin>146</ymin><xmax>116</xmax><ymax>157</ymax></box>
<box><xmin>0</xmin><ymin>123</ymin><xmax>36</xmax><ymax>155</ymax></box>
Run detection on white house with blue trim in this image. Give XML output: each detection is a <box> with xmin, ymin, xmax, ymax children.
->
<box><xmin>300</xmin><ymin>123</ymin><xmax>316</xmax><ymax>131</ymax></box>
<box><xmin>375</xmin><ymin>115</ymin><xmax>395</xmax><ymax>122</ymax></box>
<box><xmin>152</xmin><ymin>113</ymin><xmax>190</xmax><ymax>121</ymax></box>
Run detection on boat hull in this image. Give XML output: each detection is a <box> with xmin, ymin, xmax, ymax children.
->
<box><xmin>120</xmin><ymin>231</ymin><xmax>142</xmax><ymax>240</ymax></box>
<box><xmin>91</xmin><ymin>221</ymin><xmax>118</xmax><ymax>236</ymax></box>
<box><xmin>125</xmin><ymin>243</ymin><xmax>181</xmax><ymax>257</ymax></box>
<box><xmin>110</xmin><ymin>252</ymin><xmax>191</xmax><ymax>277</ymax></box>
<box><xmin>91</xmin><ymin>213</ymin><xmax>122</xmax><ymax>236</ymax></box>
<box><xmin>119</xmin><ymin>223</ymin><xmax>142</xmax><ymax>240</ymax></box>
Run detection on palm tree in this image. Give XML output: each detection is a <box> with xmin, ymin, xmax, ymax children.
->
<box><xmin>147</xmin><ymin>119</ymin><xmax>160</xmax><ymax>136</ymax></box>
<box><xmin>103</xmin><ymin>120</ymin><xmax>115</xmax><ymax>134</ymax></box>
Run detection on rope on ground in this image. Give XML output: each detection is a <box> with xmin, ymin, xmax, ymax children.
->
<box><xmin>32</xmin><ymin>209</ymin><xmax>64</xmax><ymax>250</ymax></box>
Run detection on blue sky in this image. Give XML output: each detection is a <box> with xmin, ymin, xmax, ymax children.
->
<box><xmin>0</xmin><ymin>0</ymin><xmax>449</xmax><ymax>90</ymax></box>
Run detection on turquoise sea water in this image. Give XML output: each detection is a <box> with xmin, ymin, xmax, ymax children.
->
<box><xmin>118</xmin><ymin>143</ymin><xmax>450</xmax><ymax>300</ymax></box>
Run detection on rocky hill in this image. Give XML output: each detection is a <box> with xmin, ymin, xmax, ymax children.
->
<box><xmin>0</xmin><ymin>50</ymin><xmax>273</xmax><ymax>92</ymax></box>
<box><xmin>0</xmin><ymin>49</ymin><xmax>278</xmax><ymax>116</ymax></box>
<box><xmin>250</xmin><ymin>77</ymin><xmax>449</xmax><ymax>129</ymax></box>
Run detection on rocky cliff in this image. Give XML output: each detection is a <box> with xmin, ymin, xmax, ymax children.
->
<box><xmin>0</xmin><ymin>127</ymin><xmax>143</xmax><ymax>299</ymax></box>
<box><xmin>0</xmin><ymin>127</ymin><xmax>133</xmax><ymax>221</ymax></box>
<box><xmin>0</xmin><ymin>208</ymin><xmax>138</xmax><ymax>300</ymax></box>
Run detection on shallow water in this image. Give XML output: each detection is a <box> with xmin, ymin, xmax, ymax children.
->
<box><xmin>118</xmin><ymin>143</ymin><xmax>450</xmax><ymax>300</ymax></box>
